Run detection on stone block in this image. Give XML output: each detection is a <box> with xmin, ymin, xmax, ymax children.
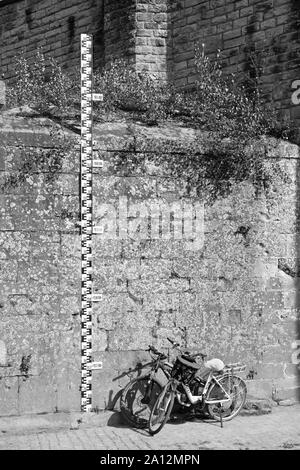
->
<box><xmin>59</xmin><ymin>258</ymin><xmax>81</xmax><ymax>295</ymax></box>
<box><xmin>0</xmin><ymin>196</ymin><xmax>14</xmax><ymax>230</ymax></box>
<box><xmin>60</xmin><ymin>295</ymin><xmax>81</xmax><ymax>318</ymax></box>
<box><xmin>56</xmin><ymin>368</ymin><xmax>81</xmax><ymax>412</ymax></box>
<box><xmin>94</xmin><ymin>293</ymin><xmax>140</xmax><ymax>330</ymax></box>
<box><xmin>0</xmin><ymin>81</ymin><xmax>6</xmax><ymax>107</ymax></box>
<box><xmin>29</xmin><ymin>232</ymin><xmax>61</xmax><ymax>261</ymax></box>
<box><xmin>92</xmin><ymin>237</ymin><xmax>123</xmax><ymax>259</ymax></box>
<box><xmin>0</xmin><ymin>377</ymin><xmax>19</xmax><ymax>416</ymax></box>
<box><xmin>262</xmin><ymin>344</ymin><xmax>296</xmax><ymax>363</ymax></box>
<box><xmin>240</xmin><ymin>398</ymin><xmax>273</xmax><ymax>416</ymax></box>
<box><xmin>0</xmin><ymin>340</ymin><xmax>7</xmax><ymax>366</ymax></box>
<box><xmin>19</xmin><ymin>374</ymin><xmax>57</xmax><ymax>414</ymax></box>
<box><xmin>143</xmin><ymin>292</ymin><xmax>180</xmax><ymax>315</ymax></box>
<box><xmin>0</xmin><ymin>232</ymin><xmax>28</xmax><ymax>261</ymax></box>
<box><xmin>245</xmin><ymin>379</ymin><xmax>274</xmax><ymax>399</ymax></box>
<box><xmin>272</xmin><ymin>377</ymin><xmax>300</xmax><ymax>402</ymax></box>
<box><xmin>17</xmin><ymin>260</ymin><xmax>60</xmax><ymax>296</ymax></box>
<box><xmin>0</xmin><ymin>260</ymin><xmax>18</xmax><ymax>282</ymax></box>
<box><xmin>283</xmin><ymin>291</ymin><xmax>300</xmax><ymax>309</ymax></box>
<box><xmin>7</xmin><ymin>195</ymin><xmax>61</xmax><ymax>231</ymax></box>
<box><xmin>249</xmin><ymin>363</ymin><xmax>285</xmax><ymax>381</ymax></box>
<box><xmin>93</xmin><ymin>328</ymin><xmax>108</xmax><ymax>353</ymax></box>
<box><xmin>108</xmin><ymin>326</ymin><xmax>153</xmax><ymax>351</ymax></box>
<box><xmin>128</xmin><ymin>278</ymin><xmax>190</xmax><ymax>296</ymax></box>
<box><xmin>0</xmin><ymin>313</ymin><xmax>59</xmax><ymax>373</ymax></box>
<box><xmin>140</xmin><ymin>259</ymin><xmax>172</xmax><ymax>280</ymax></box>
<box><xmin>93</xmin><ymin>259</ymin><xmax>140</xmax><ymax>284</ymax></box>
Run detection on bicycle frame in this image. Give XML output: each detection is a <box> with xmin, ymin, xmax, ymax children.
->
<box><xmin>147</xmin><ymin>356</ymin><xmax>172</xmax><ymax>380</ymax></box>
<box><xmin>202</xmin><ymin>372</ymin><xmax>232</xmax><ymax>405</ymax></box>
<box><xmin>123</xmin><ymin>353</ymin><xmax>172</xmax><ymax>382</ymax></box>
<box><xmin>172</xmin><ymin>371</ymin><xmax>232</xmax><ymax>406</ymax></box>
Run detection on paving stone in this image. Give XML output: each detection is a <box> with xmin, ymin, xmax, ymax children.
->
<box><xmin>0</xmin><ymin>404</ymin><xmax>299</xmax><ymax>450</ymax></box>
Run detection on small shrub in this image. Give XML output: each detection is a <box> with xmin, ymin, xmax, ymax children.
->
<box><xmin>0</xmin><ymin>126</ymin><xmax>75</xmax><ymax>192</ymax></box>
<box><xmin>7</xmin><ymin>49</ymin><xmax>79</xmax><ymax>116</ymax></box>
<box><xmin>20</xmin><ymin>354</ymin><xmax>32</xmax><ymax>377</ymax></box>
<box><xmin>93</xmin><ymin>59</ymin><xmax>173</xmax><ymax>124</ymax></box>
<box><xmin>112</xmin><ymin>134</ymin><xmax>289</xmax><ymax>204</ymax></box>
<box><xmin>5</xmin><ymin>45</ymin><xmax>292</xmax><ymax>201</ymax></box>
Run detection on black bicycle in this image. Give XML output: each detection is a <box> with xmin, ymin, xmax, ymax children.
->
<box><xmin>120</xmin><ymin>339</ymin><xmax>187</xmax><ymax>428</ymax></box>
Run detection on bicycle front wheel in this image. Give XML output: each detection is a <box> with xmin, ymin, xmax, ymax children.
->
<box><xmin>120</xmin><ymin>376</ymin><xmax>162</xmax><ymax>428</ymax></box>
<box><xmin>148</xmin><ymin>382</ymin><xmax>175</xmax><ymax>435</ymax></box>
<box><xmin>206</xmin><ymin>374</ymin><xmax>247</xmax><ymax>421</ymax></box>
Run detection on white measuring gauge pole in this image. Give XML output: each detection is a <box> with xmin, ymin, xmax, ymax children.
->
<box><xmin>80</xmin><ymin>33</ymin><xmax>93</xmax><ymax>412</ymax></box>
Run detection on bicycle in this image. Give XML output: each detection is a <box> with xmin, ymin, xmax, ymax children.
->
<box><xmin>148</xmin><ymin>347</ymin><xmax>247</xmax><ymax>435</ymax></box>
<box><xmin>120</xmin><ymin>339</ymin><xmax>189</xmax><ymax>428</ymax></box>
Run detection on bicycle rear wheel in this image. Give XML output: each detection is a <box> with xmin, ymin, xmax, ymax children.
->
<box><xmin>206</xmin><ymin>374</ymin><xmax>247</xmax><ymax>421</ymax></box>
<box><xmin>120</xmin><ymin>376</ymin><xmax>162</xmax><ymax>428</ymax></box>
<box><xmin>148</xmin><ymin>382</ymin><xmax>175</xmax><ymax>435</ymax></box>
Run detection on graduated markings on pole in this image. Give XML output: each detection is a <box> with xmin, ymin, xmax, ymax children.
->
<box><xmin>80</xmin><ymin>33</ymin><xmax>93</xmax><ymax>412</ymax></box>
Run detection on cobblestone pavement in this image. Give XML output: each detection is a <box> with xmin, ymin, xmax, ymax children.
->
<box><xmin>0</xmin><ymin>405</ymin><xmax>299</xmax><ymax>450</ymax></box>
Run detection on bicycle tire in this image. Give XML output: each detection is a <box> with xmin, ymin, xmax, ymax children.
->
<box><xmin>206</xmin><ymin>374</ymin><xmax>247</xmax><ymax>422</ymax></box>
<box><xmin>148</xmin><ymin>382</ymin><xmax>175</xmax><ymax>435</ymax></box>
<box><xmin>120</xmin><ymin>376</ymin><xmax>163</xmax><ymax>428</ymax></box>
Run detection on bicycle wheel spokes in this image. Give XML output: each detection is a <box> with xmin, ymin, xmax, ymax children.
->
<box><xmin>121</xmin><ymin>377</ymin><xmax>162</xmax><ymax>428</ymax></box>
<box><xmin>206</xmin><ymin>375</ymin><xmax>247</xmax><ymax>422</ymax></box>
<box><xmin>149</xmin><ymin>384</ymin><xmax>175</xmax><ymax>435</ymax></box>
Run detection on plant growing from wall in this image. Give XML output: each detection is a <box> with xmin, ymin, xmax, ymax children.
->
<box><xmin>93</xmin><ymin>59</ymin><xmax>173</xmax><ymax>125</ymax></box>
<box><xmin>112</xmin><ymin>133</ymin><xmax>289</xmax><ymax>204</ymax></box>
<box><xmin>7</xmin><ymin>46</ymin><xmax>293</xmax><ymax>139</ymax></box>
<box><xmin>19</xmin><ymin>354</ymin><xmax>32</xmax><ymax>378</ymax></box>
<box><xmin>0</xmin><ymin>126</ymin><xmax>76</xmax><ymax>192</ymax></box>
<box><xmin>5</xmin><ymin>46</ymin><xmax>292</xmax><ymax>201</ymax></box>
<box><xmin>109</xmin><ymin>45</ymin><xmax>291</xmax><ymax>202</ymax></box>
<box><xmin>6</xmin><ymin>49</ymin><xmax>80</xmax><ymax>118</ymax></box>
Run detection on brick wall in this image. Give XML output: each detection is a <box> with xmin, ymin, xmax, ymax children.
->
<box><xmin>1</xmin><ymin>0</ymin><xmax>300</xmax><ymax>129</ymax></box>
<box><xmin>170</xmin><ymin>0</ymin><xmax>300</xmax><ymax>127</ymax></box>
<box><xmin>0</xmin><ymin>0</ymin><xmax>141</xmax><ymax>79</ymax></box>
<box><xmin>135</xmin><ymin>0</ymin><xmax>170</xmax><ymax>79</ymax></box>
<box><xmin>0</xmin><ymin>0</ymin><xmax>105</xmax><ymax>78</ymax></box>
<box><xmin>103</xmin><ymin>0</ymin><xmax>136</xmax><ymax>65</ymax></box>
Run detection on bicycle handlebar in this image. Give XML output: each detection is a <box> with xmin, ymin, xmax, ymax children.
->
<box><xmin>148</xmin><ymin>340</ymin><xmax>207</xmax><ymax>362</ymax></box>
<box><xmin>148</xmin><ymin>345</ymin><xmax>167</xmax><ymax>360</ymax></box>
<box><xmin>148</xmin><ymin>345</ymin><xmax>159</xmax><ymax>355</ymax></box>
<box><xmin>167</xmin><ymin>337</ymin><xmax>207</xmax><ymax>360</ymax></box>
<box><xmin>167</xmin><ymin>337</ymin><xmax>180</xmax><ymax>348</ymax></box>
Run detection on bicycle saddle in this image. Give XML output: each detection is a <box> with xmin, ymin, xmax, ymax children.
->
<box><xmin>204</xmin><ymin>358</ymin><xmax>225</xmax><ymax>372</ymax></box>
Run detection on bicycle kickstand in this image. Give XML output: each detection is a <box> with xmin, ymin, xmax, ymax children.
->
<box><xmin>219</xmin><ymin>406</ymin><xmax>223</xmax><ymax>429</ymax></box>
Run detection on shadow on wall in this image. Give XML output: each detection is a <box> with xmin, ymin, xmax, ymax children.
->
<box><xmin>106</xmin><ymin>361</ymin><xmax>147</xmax><ymax>410</ymax></box>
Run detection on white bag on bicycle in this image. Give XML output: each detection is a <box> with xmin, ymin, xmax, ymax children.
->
<box><xmin>204</xmin><ymin>358</ymin><xmax>225</xmax><ymax>372</ymax></box>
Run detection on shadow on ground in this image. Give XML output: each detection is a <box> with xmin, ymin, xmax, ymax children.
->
<box><xmin>106</xmin><ymin>407</ymin><xmax>221</xmax><ymax>432</ymax></box>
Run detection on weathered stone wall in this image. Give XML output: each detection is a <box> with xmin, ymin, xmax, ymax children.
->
<box><xmin>0</xmin><ymin>112</ymin><xmax>81</xmax><ymax>414</ymax></box>
<box><xmin>170</xmin><ymin>0</ymin><xmax>300</xmax><ymax>127</ymax></box>
<box><xmin>0</xmin><ymin>113</ymin><xmax>299</xmax><ymax>415</ymax></box>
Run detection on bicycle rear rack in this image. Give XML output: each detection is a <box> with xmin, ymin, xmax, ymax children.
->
<box><xmin>223</xmin><ymin>363</ymin><xmax>246</xmax><ymax>374</ymax></box>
